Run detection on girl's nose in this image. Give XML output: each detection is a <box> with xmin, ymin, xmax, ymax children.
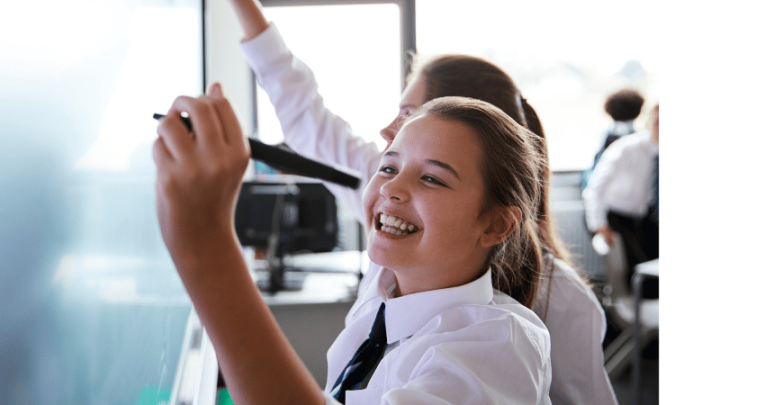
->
<box><xmin>379</xmin><ymin>116</ymin><xmax>399</xmax><ymax>146</ymax></box>
<box><xmin>379</xmin><ymin>172</ymin><xmax>410</xmax><ymax>203</ymax></box>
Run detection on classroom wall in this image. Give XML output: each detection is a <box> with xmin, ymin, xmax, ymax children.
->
<box><xmin>270</xmin><ymin>302</ymin><xmax>354</xmax><ymax>386</ymax></box>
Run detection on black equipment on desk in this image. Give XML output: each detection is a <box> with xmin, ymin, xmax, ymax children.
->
<box><xmin>234</xmin><ymin>181</ymin><xmax>339</xmax><ymax>292</ymax></box>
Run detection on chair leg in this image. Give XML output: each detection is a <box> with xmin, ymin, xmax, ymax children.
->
<box><xmin>605</xmin><ymin>329</ymin><xmax>634</xmax><ymax>378</ymax></box>
<box><xmin>606</xmin><ymin>340</ymin><xmax>635</xmax><ymax>378</ymax></box>
<box><xmin>604</xmin><ymin>328</ymin><xmax>632</xmax><ymax>362</ymax></box>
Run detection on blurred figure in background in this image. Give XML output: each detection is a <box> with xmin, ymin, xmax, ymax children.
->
<box><xmin>582</xmin><ymin>89</ymin><xmax>645</xmax><ymax>190</ymax></box>
<box><xmin>583</xmin><ymin>104</ymin><xmax>659</xmax><ymax>297</ymax></box>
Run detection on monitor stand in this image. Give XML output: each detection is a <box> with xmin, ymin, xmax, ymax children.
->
<box><xmin>257</xmin><ymin>233</ymin><xmax>307</xmax><ymax>294</ymax></box>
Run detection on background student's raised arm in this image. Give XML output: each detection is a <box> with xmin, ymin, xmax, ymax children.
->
<box><xmin>223</xmin><ymin>0</ymin><xmax>383</xmax><ymax>224</ymax></box>
<box><xmin>227</xmin><ymin>0</ymin><xmax>269</xmax><ymax>41</ymax></box>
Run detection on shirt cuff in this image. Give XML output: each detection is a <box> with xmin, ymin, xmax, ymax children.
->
<box><xmin>240</xmin><ymin>22</ymin><xmax>290</xmax><ymax>71</ymax></box>
<box><xmin>587</xmin><ymin>215</ymin><xmax>606</xmax><ymax>233</ymax></box>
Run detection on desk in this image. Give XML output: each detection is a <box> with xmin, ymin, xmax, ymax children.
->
<box><xmin>249</xmin><ymin>250</ymin><xmax>365</xmax><ymax>305</ymax></box>
<box><xmin>632</xmin><ymin>258</ymin><xmax>659</xmax><ymax>404</ymax></box>
<box><xmin>170</xmin><ymin>250</ymin><xmax>364</xmax><ymax>404</ymax></box>
<box><xmin>254</xmin><ymin>251</ymin><xmax>362</xmax><ymax>384</ymax></box>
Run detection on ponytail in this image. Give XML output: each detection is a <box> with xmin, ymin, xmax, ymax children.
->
<box><xmin>520</xmin><ymin>97</ymin><xmax>542</xmax><ymax>138</ymax></box>
<box><xmin>487</xmin><ymin>214</ymin><xmax>544</xmax><ymax>308</ymax></box>
<box><xmin>521</xmin><ymin>97</ymin><xmax>583</xmax><ymax>316</ymax></box>
<box><xmin>520</xmin><ymin>97</ymin><xmax>574</xmax><ymax>267</ymax></box>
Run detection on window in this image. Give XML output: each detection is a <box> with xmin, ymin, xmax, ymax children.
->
<box><xmin>416</xmin><ymin>0</ymin><xmax>659</xmax><ymax>171</ymax></box>
<box><xmin>255</xmin><ymin>2</ymin><xmax>405</xmax><ymax>151</ymax></box>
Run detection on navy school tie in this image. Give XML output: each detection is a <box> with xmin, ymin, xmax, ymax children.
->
<box><xmin>331</xmin><ymin>302</ymin><xmax>387</xmax><ymax>404</ymax></box>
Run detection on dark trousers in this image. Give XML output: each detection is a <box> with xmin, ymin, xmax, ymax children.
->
<box><xmin>607</xmin><ymin>211</ymin><xmax>659</xmax><ymax>298</ymax></box>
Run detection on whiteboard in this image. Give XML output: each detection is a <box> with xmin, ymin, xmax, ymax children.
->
<box><xmin>0</xmin><ymin>1</ymin><xmax>203</xmax><ymax>403</ymax></box>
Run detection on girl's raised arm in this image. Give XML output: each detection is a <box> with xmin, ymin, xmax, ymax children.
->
<box><xmin>227</xmin><ymin>0</ymin><xmax>269</xmax><ymax>41</ymax></box>
<box><xmin>154</xmin><ymin>83</ymin><xmax>325</xmax><ymax>405</ymax></box>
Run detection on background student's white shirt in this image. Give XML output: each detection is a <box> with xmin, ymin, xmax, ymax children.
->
<box><xmin>241</xmin><ymin>24</ymin><xmax>380</xmax><ymax>225</ymax></box>
<box><xmin>583</xmin><ymin>130</ymin><xmax>659</xmax><ymax>232</ymax></box>
<box><xmin>535</xmin><ymin>255</ymin><xmax>618</xmax><ymax>405</ymax></box>
<box><xmin>323</xmin><ymin>265</ymin><xmax>552</xmax><ymax>405</ymax></box>
<box><xmin>242</xmin><ymin>23</ymin><xmax>617</xmax><ymax>405</ymax></box>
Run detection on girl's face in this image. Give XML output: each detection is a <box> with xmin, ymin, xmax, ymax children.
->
<box><xmin>379</xmin><ymin>75</ymin><xmax>428</xmax><ymax>147</ymax></box>
<box><xmin>363</xmin><ymin>113</ymin><xmax>495</xmax><ymax>296</ymax></box>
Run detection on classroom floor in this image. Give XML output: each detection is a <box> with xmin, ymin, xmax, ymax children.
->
<box><xmin>610</xmin><ymin>339</ymin><xmax>659</xmax><ymax>405</ymax></box>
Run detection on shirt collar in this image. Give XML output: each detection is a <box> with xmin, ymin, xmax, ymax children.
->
<box><xmin>610</xmin><ymin>120</ymin><xmax>635</xmax><ymax>136</ymax></box>
<box><xmin>378</xmin><ymin>268</ymin><xmax>495</xmax><ymax>344</ymax></box>
<box><xmin>350</xmin><ymin>262</ymin><xmax>387</xmax><ymax>313</ymax></box>
<box><xmin>640</xmin><ymin>130</ymin><xmax>659</xmax><ymax>155</ymax></box>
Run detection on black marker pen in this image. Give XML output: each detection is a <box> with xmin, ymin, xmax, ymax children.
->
<box><xmin>153</xmin><ymin>113</ymin><xmax>360</xmax><ymax>189</ymax></box>
<box><xmin>153</xmin><ymin>113</ymin><xmax>192</xmax><ymax>131</ymax></box>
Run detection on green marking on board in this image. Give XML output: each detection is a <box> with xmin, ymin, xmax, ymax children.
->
<box><xmin>136</xmin><ymin>386</ymin><xmax>234</xmax><ymax>404</ymax></box>
<box><xmin>136</xmin><ymin>387</ymin><xmax>171</xmax><ymax>405</ymax></box>
<box><xmin>217</xmin><ymin>388</ymin><xmax>234</xmax><ymax>405</ymax></box>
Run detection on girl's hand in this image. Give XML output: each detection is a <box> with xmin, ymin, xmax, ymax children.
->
<box><xmin>153</xmin><ymin>86</ymin><xmax>324</xmax><ymax>405</ymax></box>
<box><xmin>595</xmin><ymin>226</ymin><xmax>616</xmax><ymax>247</ymax></box>
<box><xmin>153</xmin><ymin>83</ymin><xmax>250</xmax><ymax>264</ymax></box>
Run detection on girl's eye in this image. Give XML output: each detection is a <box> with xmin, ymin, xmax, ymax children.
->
<box><xmin>395</xmin><ymin>112</ymin><xmax>410</xmax><ymax>128</ymax></box>
<box><xmin>380</xmin><ymin>165</ymin><xmax>397</xmax><ymax>175</ymax></box>
<box><xmin>422</xmin><ymin>176</ymin><xmax>446</xmax><ymax>186</ymax></box>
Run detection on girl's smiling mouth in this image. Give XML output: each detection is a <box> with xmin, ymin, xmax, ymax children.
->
<box><xmin>376</xmin><ymin>213</ymin><xmax>420</xmax><ymax>236</ymax></box>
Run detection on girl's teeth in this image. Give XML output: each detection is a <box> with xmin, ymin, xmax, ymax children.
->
<box><xmin>378</xmin><ymin>213</ymin><xmax>418</xmax><ymax>235</ymax></box>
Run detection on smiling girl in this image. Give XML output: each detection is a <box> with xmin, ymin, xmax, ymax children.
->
<box><xmin>154</xmin><ymin>90</ymin><xmax>552</xmax><ymax>404</ymax></box>
<box><xmin>225</xmin><ymin>2</ymin><xmax>617</xmax><ymax>403</ymax></box>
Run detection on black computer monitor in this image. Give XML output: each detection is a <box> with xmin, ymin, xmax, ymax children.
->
<box><xmin>234</xmin><ymin>180</ymin><xmax>338</xmax><ymax>254</ymax></box>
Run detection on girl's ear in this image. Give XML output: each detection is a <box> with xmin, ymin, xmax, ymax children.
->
<box><xmin>479</xmin><ymin>206</ymin><xmax>522</xmax><ymax>248</ymax></box>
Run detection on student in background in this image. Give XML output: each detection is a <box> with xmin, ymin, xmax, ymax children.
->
<box><xmin>582</xmin><ymin>89</ymin><xmax>645</xmax><ymax>190</ymax></box>
<box><xmin>154</xmin><ymin>92</ymin><xmax>552</xmax><ymax>404</ymax></box>
<box><xmin>225</xmin><ymin>1</ymin><xmax>618</xmax><ymax>403</ymax></box>
<box><xmin>583</xmin><ymin>104</ymin><xmax>659</xmax><ymax>297</ymax></box>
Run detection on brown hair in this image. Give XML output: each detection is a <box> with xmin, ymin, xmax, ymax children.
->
<box><xmin>407</xmin><ymin>97</ymin><xmax>545</xmax><ymax>308</ymax></box>
<box><xmin>412</xmin><ymin>55</ymin><xmax>573</xmax><ymax>267</ymax></box>
<box><xmin>412</xmin><ymin>55</ymin><xmax>527</xmax><ymax>128</ymax></box>
<box><xmin>604</xmin><ymin>89</ymin><xmax>645</xmax><ymax>122</ymax></box>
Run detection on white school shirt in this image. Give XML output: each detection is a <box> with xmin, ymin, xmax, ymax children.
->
<box><xmin>242</xmin><ymin>23</ymin><xmax>616</xmax><ymax>404</ymax></box>
<box><xmin>324</xmin><ymin>264</ymin><xmax>552</xmax><ymax>405</ymax></box>
<box><xmin>535</xmin><ymin>255</ymin><xmax>618</xmax><ymax>405</ymax></box>
<box><xmin>605</xmin><ymin>120</ymin><xmax>635</xmax><ymax>140</ymax></box>
<box><xmin>241</xmin><ymin>23</ymin><xmax>379</xmax><ymax>225</ymax></box>
<box><xmin>583</xmin><ymin>130</ymin><xmax>659</xmax><ymax>232</ymax></box>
